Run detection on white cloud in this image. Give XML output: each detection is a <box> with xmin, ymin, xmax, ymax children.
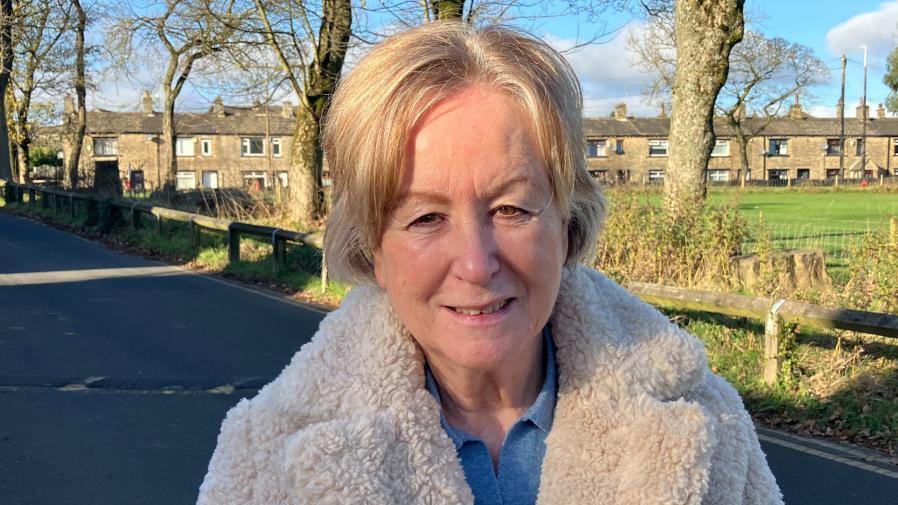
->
<box><xmin>826</xmin><ymin>1</ymin><xmax>898</xmax><ymax>63</ymax></box>
<box><xmin>545</xmin><ymin>23</ymin><xmax>661</xmax><ymax>118</ymax></box>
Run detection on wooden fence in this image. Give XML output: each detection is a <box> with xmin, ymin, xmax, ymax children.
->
<box><xmin>627</xmin><ymin>282</ymin><xmax>898</xmax><ymax>385</ymax></box>
<box><xmin>4</xmin><ymin>182</ymin><xmax>326</xmax><ymax>283</ymax></box>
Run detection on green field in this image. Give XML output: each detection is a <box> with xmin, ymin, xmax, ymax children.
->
<box><xmin>713</xmin><ymin>190</ymin><xmax>898</xmax><ymax>230</ymax></box>
<box><xmin>611</xmin><ymin>189</ymin><xmax>898</xmax><ymax>272</ymax></box>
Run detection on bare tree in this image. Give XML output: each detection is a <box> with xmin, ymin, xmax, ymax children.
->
<box><xmin>719</xmin><ymin>31</ymin><xmax>828</xmax><ymax>177</ymax></box>
<box><xmin>63</xmin><ymin>0</ymin><xmax>87</xmax><ymax>189</ymax></box>
<box><xmin>631</xmin><ymin>11</ymin><xmax>827</xmax><ymax>180</ymax></box>
<box><xmin>0</xmin><ymin>0</ymin><xmax>19</xmax><ymax>181</ymax></box>
<box><xmin>7</xmin><ymin>0</ymin><xmax>72</xmax><ymax>183</ymax></box>
<box><xmin>109</xmin><ymin>0</ymin><xmax>240</xmax><ymax>190</ymax></box>
<box><xmin>204</xmin><ymin>0</ymin><xmax>351</xmax><ymax>223</ymax></box>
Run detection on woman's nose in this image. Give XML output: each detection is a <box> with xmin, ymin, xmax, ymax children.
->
<box><xmin>449</xmin><ymin>217</ymin><xmax>500</xmax><ymax>285</ymax></box>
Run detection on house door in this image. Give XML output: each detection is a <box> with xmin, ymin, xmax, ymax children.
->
<box><xmin>94</xmin><ymin>160</ymin><xmax>122</xmax><ymax>196</ymax></box>
<box><xmin>129</xmin><ymin>170</ymin><xmax>145</xmax><ymax>192</ymax></box>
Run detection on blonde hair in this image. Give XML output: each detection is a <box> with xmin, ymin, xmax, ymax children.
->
<box><xmin>323</xmin><ymin>21</ymin><xmax>605</xmax><ymax>285</ymax></box>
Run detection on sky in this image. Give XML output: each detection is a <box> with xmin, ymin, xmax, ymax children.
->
<box><xmin>91</xmin><ymin>0</ymin><xmax>898</xmax><ymax>120</ymax></box>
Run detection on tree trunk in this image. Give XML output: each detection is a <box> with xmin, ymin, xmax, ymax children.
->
<box><xmin>288</xmin><ymin>105</ymin><xmax>322</xmax><ymax>222</ymax></box>
<box><xmin>161</xmin><ymin>94</ymin><xmax>177</xmax><ymax>191</ymax></box>
<box><xmin>65</xmin><ymin>0</ymin><xmax>87</xmax><ymax>189</ymax></box>
<box><xmin>432</xmin><ymin>0</ymin><xmax>465</xmax><ymax>20</ymax></box>
<box><xmin>0</xmin><ymin>0</ymin><xmax>14</xmax><ymax>181</ymax></box>
<box><xmin>664</xmin><ymin>0</ymin><xmax>744</xmax><ymax>218</ymax></box>
<box><xmin>16</xmin><ymin>137</ymin><xmax>30</xmax><ymax>183</ymax></box>
<box><xmin>287</xmin><ymin>0</ymin><xmax>351</xmax><ymax>223</ymax></box>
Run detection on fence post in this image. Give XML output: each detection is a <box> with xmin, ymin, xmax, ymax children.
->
<box><xmin>189</xmin><ymin>216</ymin><xmax>200</xmax><ymax>248</ymax></box>
<box><xmin>271</xmin><ymin>229</ymin><xmax>285</xmax><ymax>275</ymax></box>
<box><xmin>891</xmin><ymin>216</ymin><xmax>898</xmax><ymax>250</ymax></box>
<box><xmin>40</xmin><ymin>189</ymin><xmax>48</xmax><ymax>210</ymax></box>
<box><xmin>227</xmin><ymin>224</ymin><xmax>240</xmax><ymax>265</ymax></box>
<box><xmin>763</xmin><ymin>299</ymin><xmax>787</xmax><ymax>386</ymax></box>
<box><xmin>53</xmin><ymin>192</ymin><xmax>59</xmax><ymax>215</ymax></box>
<box><xmin>131</xmin><ymin>204</ymin><xmax>141</xmax><ymax>230</ymax></box>
<box><xmin>320</xmin><ymin>249</ymin><xmax>328</xmax><ymax>292</ymax></box>
<box><xmin>28</xmin><ymin>187</ymin><xmax>35</xmax><ymax>205</ymax></box>
<box><xmin>155</xmin><ymin>213</ymin><xmax>165</xmax><ymax>237</ymax></box>
<box><xmin>69</xmin><ymin>194</ymin><xmax>75</xmax><ymax>221</ymax></box>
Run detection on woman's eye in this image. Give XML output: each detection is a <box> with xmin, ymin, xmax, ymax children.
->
<box><xmin>494</xmin><ymin>205</ymin><xmax>531</xmax><ymax>221</ymax></box>
<box><xmin>408</xmin><ymin>213</ymin><xmax>442</xmax><ymax>228</ymax></box>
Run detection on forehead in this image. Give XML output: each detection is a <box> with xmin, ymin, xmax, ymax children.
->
<box><xmin>396</xmin><ymin>86</ymin><xmax>549</xmax><ymax>202</ymax></box>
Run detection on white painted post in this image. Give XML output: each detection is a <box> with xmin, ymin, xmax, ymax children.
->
<box><xmin>764</xmin><ymin>299</ymin><xmax>787</xmax><ymax>386</ymax></box>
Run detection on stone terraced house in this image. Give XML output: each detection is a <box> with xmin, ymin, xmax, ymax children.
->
<box><xmin>62</xmin><ymin>91</ymin><xmax>296</xmax><ymax>192</ymax></box>
<box><xmin>585</xmin><ymin>102</ymin><xmax>898</xmax><ymax>185</ymax></box>
<box><xmin>63</xmin><ymin>94</ymin><xmax>898</xmax><ymax>191</ymax></box>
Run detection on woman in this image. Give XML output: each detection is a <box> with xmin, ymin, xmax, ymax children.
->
<box><xmin>198</xmin><ymin>22</ymin><xmax>782</xmax><ymax>505</ymax></box>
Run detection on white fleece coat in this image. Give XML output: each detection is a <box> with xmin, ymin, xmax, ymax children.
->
<box><xmin>197</xmin><ymin>266</ymin><xmax>783</xmax><ymax>504</ymax></box>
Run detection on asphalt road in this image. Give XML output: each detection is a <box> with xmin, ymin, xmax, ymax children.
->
<box><xmin>1</xmin><ymin>212</ymin><xmax>897</xmax><ymax>504</ymax></box>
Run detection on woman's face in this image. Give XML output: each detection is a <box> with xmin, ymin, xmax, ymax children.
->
<box><xmin>373</xmin><ymin>86</ymin><xmax>568</xmax><ymax>372</ymax></box>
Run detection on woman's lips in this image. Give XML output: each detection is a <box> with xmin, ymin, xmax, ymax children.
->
<box><xmin>444</xmin><ymin>298</ymin><xmax>514</xmax><ymax>324</ymax></box>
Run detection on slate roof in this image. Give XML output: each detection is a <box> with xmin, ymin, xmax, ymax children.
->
<box><xmin>583</xmin><ymin>116</ymin><xmax>898</xmax><ymax>138</ymax></box>
<box><xmin>86</xmin><ymin>106</ymin><xmax>296</xmax><ymax>136</ymax></box>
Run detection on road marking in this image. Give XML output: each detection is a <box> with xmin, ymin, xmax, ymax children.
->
<box><xmin>757</xmin><ymin>433</ymin><xmax>898</xmax><ymax>479</ymax></box>
<box><xmin>0</xmin><ymin>266</ymin><xmax>184</xmax><ymax>286</ymax></box>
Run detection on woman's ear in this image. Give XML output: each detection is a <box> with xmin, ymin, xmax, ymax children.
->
<box><xmin>372</xmin><ymin>248</ymin><xmax>387</xmax><ymax>290</ymax></box>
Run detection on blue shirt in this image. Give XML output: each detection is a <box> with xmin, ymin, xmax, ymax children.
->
<box><xmin>424</xmin><ymin>328</ymin><xmax>558</xmax><ymax>505</ymax></box>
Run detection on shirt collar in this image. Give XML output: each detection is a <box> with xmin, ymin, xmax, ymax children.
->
<box><xmin>423</xmin><ymin>326</ymin><xmax>558</xmax><ymax>446</ymax></box>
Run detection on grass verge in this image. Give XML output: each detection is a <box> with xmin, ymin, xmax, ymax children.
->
<box><xmin>1</xmin><ymin>198</ymin><xmax>348</xmax><ymax>307</ymax></box>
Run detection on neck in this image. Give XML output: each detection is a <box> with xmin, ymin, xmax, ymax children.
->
<box><xmin>426</xmin><ymin>331</ymin><xmax>545</xmax><ymax>464</ymax></box>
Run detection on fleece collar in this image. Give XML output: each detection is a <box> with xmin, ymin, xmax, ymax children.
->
<box><xmin>279</xmin><ymin>266</ymin><xmax>714</xmax><ymax>504</ymax></box>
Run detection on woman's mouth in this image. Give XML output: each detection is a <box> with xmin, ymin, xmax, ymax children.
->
<box><xmin>449</xmin><ymin>298</ymin><xmax>511</xmax><ymax>315</ymax></box>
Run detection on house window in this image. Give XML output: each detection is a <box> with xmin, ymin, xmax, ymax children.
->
<box><xmin>93</xmin><ymin>137</ymin><xmax>118</xmax><ymax>156</ymax></box>
<box><xmin>856</xmin><ymin>138</ymin><xmax>865</xmax><ymax>156</ymax></box>
<box><xmin>648</xmin><ymin>139</ymin><xmax>669</xmax><ymax>157</ymax></box>
<box><xmin>767</xmin><ymin>169</ymin><xmax>788</xmax><ymax>181</ymax></box>
<box><xmin>586</xmin><ymin>139</ymin><xmax>607</xmax><ymax>157</ymax></box>
<box><xmin>826</xmin><ymin>169</ymin><xmax>840</xmax><ymax>179</ymax></box>
<box><xmin>615</xmin><ymin>139</ymin><xmax>624</xmax><ymax>154</ymax></box>
<box><xmin>175</xmin><ymin>137</ymin><xmax>195</xmax><ymax>157</ymax></box>
<box><xmin>271</xmin><ymin>138</ymin><xmax>282</xmax><ymax>157</ymax></box>
<box><xmin>201</xmin><ymin>139</ymin><xmax>212</xmax><ymax>156</ymax></box>
<box><xmin>826</xmin><ymin>138</ymin><xmax>842</xmax><ymax>155</ymax></box>
<box><xmin>241</xmin><ymin>137</ymin><xmax>265</xmax><ymax>156</ymax></box>
<box><xmin>768</xmin><ymin>138</ymin><xmax>788</xmax><ymax>156</ymax></box>
<box><xmin>797</xmin><ymin>169</ymin><xmax>810</xmax><ymax>180</ymax></box>
<box><xmin>707</xmin><ymin>169</ymin><xmax>729</xmax><ymax>182</ymax></box>
<box><xmin>648</xmin><ymin>169</ymin><xmax>665</xmax><ymax>182</ymax></box>
<box><xmin>176</xmin><ymin>171</ymin><xmax>196</xmax><ymax>190</ymax></box>
<box><xmin>276</xmin><ymin>171</ymin><xmax>288</xmax><ymax>188</ymax></box>
<box><xmin>710</xmin><ymin>140</ymin><xmax>730</xmax><ymax>157</ymax></box>
<box><xmin>243</xmin><ymin>170</ymin><xmax>267</xmax><ymax>190</ymax></box>
<box><xmin>893</xmin><ymin>139</ymin><xmax>898</xmax><ymax>155</ymax></box>
<box><xmin>201</xmin><ymin>170</ymin><xmax>219</xmax><ymax>189</ymax></box>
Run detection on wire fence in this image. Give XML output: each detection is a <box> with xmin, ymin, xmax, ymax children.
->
<box><xmin>741</xmin><ymin>222</ymin><xmax>889</xmax><ymax>267</ymax></box>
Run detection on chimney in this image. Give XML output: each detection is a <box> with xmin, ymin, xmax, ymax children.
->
<box><xmin>856</xmin><ymin>98</ymin><xmax>869</xmax><ymax>119</ymax></box>
<box><xmin>63</xmin><ymin>94</ymin><xmax>74</xmax><ymax>115</ymax></box>
<box><xmin>836</xmin><ymin>99</ymin><xmax>844</xmax><ymax>119</ymax></box>
<box><xmin>211</xmin><ymin>96</ymin><xmax>224</xmax><ymax>116</ymax></box>
<box><xmin>252</xmin><ymin>99</ymin><xmax>262</xmax><ymax>113</ymax></box>
<box><xmin>141</xmin><ymin>90</ymin><xmax>154</xmax><ymax>115</ymax></box>
<box><xmin>613</xmin><ymin>102</ymin><xmax>627</xmax><ymax>121</ymax></box>
<box><xmin>657</xmin><ymin>103</ymin><xmax>667</xmax><ymax>119</ymax></box>
<box><xmin>788</xmin><ymin>100</ymin><xmax>804</xmax><ymax>120</ymax></box>
<box><xmin>282</xmin><ymin>101</ymin><xmax>293</xmax><ymax>118</ymax></box>
<box><xmin>877</xmin><ymin>103</ymin><xmax>886</xmax><ymax>119</ymax></box>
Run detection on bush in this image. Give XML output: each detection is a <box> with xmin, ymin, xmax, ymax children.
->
<box><xmin>595</xmin><ymin>189</ymin><xmax>748</xmax><ymax>290</ymax></box>
<box><xmin>29</xmin><ymin>146</ymin><xmax>62</xmax><ymax>168</ymax></box>
<box><xmin>841</xmin><ymin>217</ymin><xmax>898</xmax><ymax>314</ymax></box>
